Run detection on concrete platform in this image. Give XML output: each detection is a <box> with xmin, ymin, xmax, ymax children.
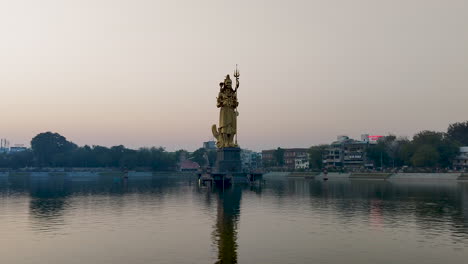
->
<box><xmin>350</xmin><ymin>173</ymin><xmax>393</xmax><ymax>180</ymax></box>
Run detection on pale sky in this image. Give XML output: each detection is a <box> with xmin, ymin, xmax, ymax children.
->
<box><xmin>0</xmin><ymin>0</ymin><xmax>467</xmax><ymax>151</ymax></box>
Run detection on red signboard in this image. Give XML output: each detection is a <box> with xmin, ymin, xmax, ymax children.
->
<box><xmin>368</xmin><ymin>135</ymin><xmax>384</xmax><ymax>141</ymax></box>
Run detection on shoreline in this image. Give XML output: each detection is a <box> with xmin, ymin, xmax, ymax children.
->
<box><xmin>275</xmin><ymin>171</ymin><xmax>468</xmax><ymax>181</ymax></box>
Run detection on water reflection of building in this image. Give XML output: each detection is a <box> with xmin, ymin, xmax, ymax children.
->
<box><xmin>214</xmin><ymin>187</ymin><xmax>242</xmax><ymax>264</ymax></box>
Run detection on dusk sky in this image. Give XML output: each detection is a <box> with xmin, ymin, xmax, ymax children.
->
<box><xmin>1</xmin><ymin>0</ymin><xmax>467</xmax><ymax>151</ymax></box>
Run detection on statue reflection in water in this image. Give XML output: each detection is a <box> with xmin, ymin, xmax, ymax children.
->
<box><xmin>213</xmin><ymin>186</ymin><xmax>242</xmax><ymax>264</ymax></box>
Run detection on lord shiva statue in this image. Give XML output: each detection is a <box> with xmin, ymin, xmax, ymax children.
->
<box><xmin>211</xmin><ymin>67</ymin><xmax>240</xmax><ymax>148</ymax></box>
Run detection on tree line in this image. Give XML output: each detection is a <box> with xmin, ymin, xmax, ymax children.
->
<box><xmin>307</xmin><ymin>121</ymin><xmax>468</xmax><ymax>169</ymax></box>
<box><xmin>0</xmin><ymin>132</ymin><xmax>205</xmax><ymax>170</ymax></box>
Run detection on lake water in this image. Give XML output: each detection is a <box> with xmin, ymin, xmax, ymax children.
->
<box><xmin>1</xmin><ymin>174</ymin><xmax>467</xmax><ymax>264</ymax></box>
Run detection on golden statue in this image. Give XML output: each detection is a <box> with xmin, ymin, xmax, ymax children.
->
<box><xmin>212</xmin><ymin>66</ymin><xmax>240</xmax><ymax>148</ymax></box>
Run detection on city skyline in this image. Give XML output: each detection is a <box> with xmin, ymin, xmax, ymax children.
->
<box><xmin>1</xmin><ymin>0</ymin><xmax>467</xmax><ymax>151</ymax></box>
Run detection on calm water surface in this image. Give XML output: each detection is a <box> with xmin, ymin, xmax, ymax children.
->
<box><xmin>1</xmin><ymin>174</ymin><xmax>467</xmax><ymax>264</ymax></box>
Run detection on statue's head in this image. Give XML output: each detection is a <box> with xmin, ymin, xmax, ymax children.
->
<box><xmin>224</xmin><ymin>74</ymin><xmax>232</xmax><ymax>88</ymax></box>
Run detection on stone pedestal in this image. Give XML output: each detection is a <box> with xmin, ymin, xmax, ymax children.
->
<box><xmin>215</xmin><ymin>147</ymin><xmax>242</xmax><ymax>173</ymax></box>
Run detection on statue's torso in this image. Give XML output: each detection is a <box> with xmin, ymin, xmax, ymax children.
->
<box><xmin>218</xmin><ymin>89</ymin><xmax>238</xmax><ymax>108</ymax></box>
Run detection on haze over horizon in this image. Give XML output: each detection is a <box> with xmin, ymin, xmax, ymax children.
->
<box><xmin>1</xmin><ymin>0</ymin><xmax>467</xmax><ymax>151</ymax></box>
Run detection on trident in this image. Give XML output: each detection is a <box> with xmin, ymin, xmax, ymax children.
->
<box><xmin>234</xmin><ymin>64</ymin><xmax>240</xmax><ymax>146</ymax></box>
<box><xmin>234</xmin><ymin>64</ymin><xmax>240</xmax><ymax>79</ymax></box>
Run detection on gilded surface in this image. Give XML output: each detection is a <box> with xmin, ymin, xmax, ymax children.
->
<box><xmin>212</xmin><ymin>68</ymin><xmax>240</xmax><ymax>148</ymax></box>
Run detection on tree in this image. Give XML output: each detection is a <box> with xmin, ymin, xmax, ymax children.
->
<box><xmin>412</xmin><ymin>131</ymin><xmax>445</xmax><ymax>146</ymax></box>
<box><xmin>93</xmin><ymin>146</ymin><xmax>112</xmax><ymax>167</ymax></box>
<box><xmin>437</xmin><ymin>138</ymin><xmax>460</xmax><ymax>168</ymax></box>
<box><xmin>366</xmin><ymin>138</ymin><xmax>390</xmax><ymax>168</ymax></box>
<box><xmin>0</xmin><ymin>150</ymin><xmax>34</xmax><ymax>169</ymax></box>
<box><xmin>149</xmin><ymin>147</ymin><xmax>177</xmax><ymax>170</ymax></box>
<box><xmin>274</xmin><ymin>147</ymin><xmax>285</xmax><ymax>166</ymax></box>
<box><xmin>175</xmin><ymin>149</ymin><xmax>189</xmax><ymax>162</ymax></box>
<box><xmin>119</xmin><ymin>150</ymin><xmax>138</xmax><ymax>168</ymax></box>
<box><xmin>411</xmin><ymin>130</ymin><xmax>459</xmax><ymax>168</ymax></box>
<box><xmin>382</xmin><ymin>136</ymin><xmax>410</xmax><ymax>167</ymax></box>
<box><xmin>207</xmin><ymin>151</ymin><xmax>217</xmax><ymax>167</ymax></box>
<box><xmin>190</xmin><ymin>148</ymin><xmax>207</xmax><ymax>166</ymax></box>
<box><xmin>190</xmin><ymin>148</ymin><xmax>216</xmax><ymax>167</ymax></box>
<box><xmin>411</xmin><ymin>145</ymin><xmax>439</xmax><ymax>167</ymax></box>
<box><xmin>447</xmin><ymin>121</ymin><xmax>468</xmax><ymax>145</ymax></box>
<box><xmin>31</xmin><ymin>132</ymin><xmax>77</xmax><ymax>166</ymax></box>
<box><xmin>394</xmin><ymin>138</ymin><xmax>411</xmax><ymax>166</ymax></box>
<box><xmin>308</xmin><ymin>145</ymin><xmax>327</xmax><ymax>169</ymax></box>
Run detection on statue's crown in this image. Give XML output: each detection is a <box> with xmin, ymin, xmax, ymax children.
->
<box><xmin>224</xmin><ymin>74</ymin><xmax>232</xmax><ymax>85</ymax></box>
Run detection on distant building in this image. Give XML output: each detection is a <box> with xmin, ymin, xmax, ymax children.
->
<box><xmin>0</xmin><ymin>138</ymin><xmax>9</xmax><ymax>153</ymax></box>
<box><xmin>295</xmin><ymin>157</ymin><xmax>309</xmax><ymax>169</ymax></box>
<box><xmin>9</xmin><ymin>145</ymin><xmax>27</xmax><ymax>153</ymax></box>
<box><xmin>284</xmin><ymin>148</ymin><xmax>308</xmax><ymax>169</ymax></box>
<box><xmin>261</xmin><ymin>149</ymin><xmax>276</xmax><ymax>167</ymax></box>
<box><xmin>262</xmin><ymin>148</ymin><xmax>309</xmax><ymax>169</ymax></box>
<box><xmin>241</xmin><ymin>149</ymin><xmax>261</xmax><ymax>170</ymax></box>
<box><xmin>453</xmin><ymin>147</ymin><xmax>468</xmax><ymax>170</ymax></box>
<box><xmin>323</xmin><ymin>135</ymin><xmax>372</xmax><ymax>169</ymax></box>
<box><xmin>178</xmin><ymin>160</ymin><xmax>200</xmax><ymax>172</ymax></box>
<box><xmin>203</xmin><ymin>141</ymin><xmax>216</xmax><ymax>150</ymax></box>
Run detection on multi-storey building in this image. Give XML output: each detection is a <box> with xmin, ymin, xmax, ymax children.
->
<box><xmin>454</xmin><ymin>147</ymin><xmax>468</xmax><ymax>170</ymax></box>
<box><xmin>294</xmin><ymin>157</ymin><xmax>309</xmax><ymax>169</ymax></box>
<box><xmin>261</xmin><ymin>149</ymin><xmax>276</xmax><ymax>167</ymax></box>
<box><xmin>262</xmin><ymin>148</ymin><xmax>309</xmax><ymax>169</ymax></box>
<box><xmin>9</xmin><ymin>145</ymin><xmax>27</xmax><ymax>153</ymax></box>
<box><xmin>323</xmin><ymin>135</ymin><xmax>372</xmax><ymax>169</ymax></box>
<box><xmin>241</xmin><ymin>149</ymin><xmax>261</xmax><ymax>170</ymax></box>
<box><xmin>284</xmin><ymin>148</ymin><xmax>309</xmax><ymax>169</ymax></box>
<box><xmin>203</xmin><ymin>141</ymin><xmax>216</xmax><ymax>150</ymax></box>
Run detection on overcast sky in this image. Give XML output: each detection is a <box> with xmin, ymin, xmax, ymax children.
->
<box><xmin>0</xmin><ymin>0</ymin><xmax>467</xmax><ymax>151</ymax></box>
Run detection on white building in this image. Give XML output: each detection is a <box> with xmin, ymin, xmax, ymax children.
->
<box><xmin>295</xmin><ymin>157</ymin><xmax>309</xmax><ymax>169</ymax></box>
<box><xmin>454</xmin><ymin>147</ymin><xmax>468</xmax><ymax>170</ymax></box>
<box><xmin>9</xmin><ymin>145</ymin><xmax>27</xmax><ymax>153</ymax></box>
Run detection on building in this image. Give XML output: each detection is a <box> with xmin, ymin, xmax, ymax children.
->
<box><xmin>241</xmin><ymin>149</ymin><xmax>261</xmax><ymax>170</ymax></box>
<box><xmin>261</xmin><ymin>149</ymin><xmax>276</xmax><ymax>167</ymax></box>
<box><xmin>0</xmin><ymin>138</ymin><xmax>9</xmax><ymax>153</ymax></box>
<box><xmin>453</xmin><ymin>147</ymin><xmax>468</xmax><ymax>170</ymax></box>
<box><xmin>284</xmin><ymin>148</ymin><xmax>308</xmax><ymax>169</ymax></box>
<box><xmin>323</xmin><ymin>135</ymin><xmax>372</xmax><ymax>169</ymax></box>
<box><xmin>295</xmin><ymin>157</ymin><xmax>309</xmax><ymax>169</ymax></box>
<box><xmin>9</xmin><ymin>145</ymin><xmax>27</xmax><ymax>153</ymax></box>
<box><xmin>178</xmin><ymin>160</ymin><xmax>200</xmax><ymax>172</ymax></box>
<box><xmin>203</xmin><ymin>141</ymin><xmax>216</xmax><ymax>150</ymax></box>
<box><xmin>262</xmin><ymin>148</ymin><xmax>309</xmax><ymax>169</ymax></box>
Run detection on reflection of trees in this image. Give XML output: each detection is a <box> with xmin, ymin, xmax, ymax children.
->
<box><xmin>460</xmin><ymin>183</ymin><xmax>468</xmax><ymax>219</ymax></box>
<box><xmin>269</xmin><ymin>178</ymin><xmax>468</xmax><ymax>240</ymax></box>
<box><xmin>213</xmin><ymin>187</ymin><xmax>242</xmax><ymax>264</ymax></box>
<box><xmin>18</xmin><ymin>174</ymin><xmax>191</xmax><ymax>233</ymax></box>
<box><xmin>28</xmin><ymin>176</ymin><xmax>72</xmax><ymax>232</ymax></box>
